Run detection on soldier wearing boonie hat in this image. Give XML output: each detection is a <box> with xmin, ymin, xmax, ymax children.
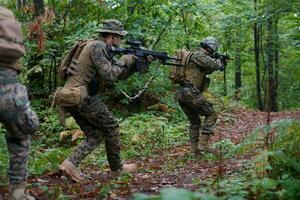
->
<box><xmin>96</xmin><ymin>19</ymin><xmax>128</xmax><ymax>36</ymax></box>
<box><xmin>58</xmin><ymin>19</ymin><xmax>152</xmax><ymax>182</ymax></box>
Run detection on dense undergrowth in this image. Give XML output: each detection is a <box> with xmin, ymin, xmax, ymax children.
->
<box><xmin>1</xmin><ymin>1</ymin><xmax>300</xmax><ymax>199</ymax></box>
<box><xmin>1</xmin><ymin>94</ymin><xmax>299</xmax><ymax>199</ymax></box>
<box><xmin>133</xmin><ymin>119</ymin><xmax>300</xmax><ymax>200</ymax></box>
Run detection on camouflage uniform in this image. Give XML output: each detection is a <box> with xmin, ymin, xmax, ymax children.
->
<box><xmin>60</xmin><ymin>20</ymin><xmax>137</xmax><ymax>173</ymax></box>
<box><xmin>0</xmin><ymin>6</ymin><xmax>39</xmax><ymax>200</ymax></box>
<box><xmin>175</xmin><ymin>39</ymin><xmax>223</xmax><ymax>153</ymax></box>
<box><xmin>0</xmin><ymin>67</ymin><xmax>39</xmax><ymax>184</ymax></box>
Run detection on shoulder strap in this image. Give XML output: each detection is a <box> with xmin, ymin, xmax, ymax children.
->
<box><xmin>176</xmin><ymin>49</ymin><xmax>194</xmax><ymax>67</ymax></box>
<box><xmin>73</xmin><ymin>40</ymin><xmax>90</xmax><ymax>60</ymax></box>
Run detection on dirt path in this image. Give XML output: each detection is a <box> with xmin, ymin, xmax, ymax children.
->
<box><xmin>1</xmin><ymin>109</ymin><xmax>300</xmax><ymax>199</ymax></box>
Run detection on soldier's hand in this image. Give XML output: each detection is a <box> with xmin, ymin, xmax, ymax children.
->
<box><xmin>219</xmin><ymin>65</ymin><xmax>225</xmax><ymax>71</ymax></box>
<box><xmin>222</xmin><ymin>58</ymin><xmax>229</xmax><ymax>67</ymax></box>
<box><xmin>146</xmin><ymin>55</ymin><xmax>156</xmax><ymax>62</ymax></box>
<box><xmin>119</xmin><ymin>54</ymin><xmax>137</xmax><ymax>67</ymax></box>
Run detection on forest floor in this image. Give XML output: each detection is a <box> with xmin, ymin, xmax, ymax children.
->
<box><xmin>1</xmin><ymin>108</ymin><xmax>300</xmax><ymax>200</ymax></box>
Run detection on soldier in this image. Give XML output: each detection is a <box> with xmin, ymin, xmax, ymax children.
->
<box><xmin>174</xmin><ymin>37</ymin><xmax>227</xmax><ymax>154</ymax></box>
<box><xmin>0</xmin><ymin>6</ymin><xmax>39</xmax><ymax>200</ymax></box>
<box><xmin>57</xmin><ymin>19</ymin><xmax>149</xmax><ymax>182</ymax></box>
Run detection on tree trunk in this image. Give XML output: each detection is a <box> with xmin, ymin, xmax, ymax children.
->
<box><xmin>27</xmin><ymin>0</ymin><xmax>45</xmax><ymax>97</ymax></box>
<box><xmin>223</xmin><ymin>29</ymin><xmax>232</xmax><ymax>96</ymax></box>
<box><xmin>48</xmin><ymin>60</ymin><xmax>52</xmax><ymax>95</ymax></box>
<box><xmin>33</xmin><ymin>0</ymin><xmax>45</xmax><ymax>18</ymax></box>
<box><xmin>254</xmin><ymin>0</ymin><xmax>263</xmax><ymax>110</ymax></box>
<box><xmin>17</xmin><ymin>0</ymin><xmax>27</xmax><ymax>8</ymax></box>
<box><xmin>273</xmin><ymin>18</ymin><xmax>279</xmax><ymax>111</ymax></box>
<box><xmin>265</xmin><ymin>16</ymin><xmax>277</xmax><ymax>112</ymax></box>
<box><xmin>234</xmin><ymin>18</ymin><xmax>242</xmax><ymax>101</ymax></box>
<box><xmin>234</xmin><ymin>51</ymin><xmax>242</xmax><ymax>100</ymax></box>
<box><xmin>17</xmin><ymin>0</ymin><xmax>22</xmax><ymax>9</ymax></box>
<box><xmin>181</xmin><ymin>8</ymin><xmax>190</xmax><ymax>49</ymax></box>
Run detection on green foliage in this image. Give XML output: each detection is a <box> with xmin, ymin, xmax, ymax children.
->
<box><xmin>132</xmin><ymin>119</ymin><xmax>300</xmax><ymax>200</ymax></box>
<box><xmin>120</xmin><ymin>111</ymin><xmax>188</xmax><ymax>158</ymax></box>
<box><xmin>228</xmin><ymin>119</ymin><xmax>300</xmax><ymax>199</ymax></box>
<box><xmin>1</xmin><ymin>0</ymin><xmax>299</xmax><ymax>198</ymax></box>
<box><xmin>31</xmin><ymin>100</ymin><xmax>64</xmax><ymax>146</ymax></box>
<box><xmin>3</xmin><ymin>0</ymin><xmax>300</xmax><ymax>109</ymax></box>
<box><xmin>0</xmin><ymin>125</ymin><xmax>8</xmax><ymax>186</ymax></box>
<box><xmin>28</xmin><ymin>148</ymin><xmax>71</xmax><ymax>175</ymax></box>
<box><xmin>133</xmin><ymin>187</ymin><xmax>216</xmax><ymax>200</ymax></box>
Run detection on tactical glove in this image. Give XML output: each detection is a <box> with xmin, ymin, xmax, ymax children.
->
<box><xmin>119</xmin><ymin>54</ymin><xmax>137</xmax><ymax>67</ymax></box>
<box><xmin>222</xmin><ymin>58</ymin><xmax>229</xmax><ymax>67</ymax></box>
<box><xmin>216</xmin><ymin>59</ymin><xmax>224</xmax><ymax>71</ymax></box>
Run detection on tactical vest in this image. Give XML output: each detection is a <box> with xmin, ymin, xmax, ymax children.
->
<box><xmin>170</xmin><ymin>49</ymin><xmax>193</xmax><ymax>84</ymax></box>
<box><xmin>64</xmin><ymin>40</ymin><xmax>99</xmax><ymax>88</ymax></box>
<box><xmin>54</xmin><ymin>40</ymin><xmax>110</xmax><ymax>107</ymax></box>
<box><xmin>54</xmin><ymin>41</ymin><xmax>96</xmax><ymax>107</ymax></box>
<box><xmin>184</xmin><ymin>48</ymin><xmax>210</xmax><ymax>89</ymax></box>
<box><xmin>170</xmin><ymin>48</ymin><xmax>208</xmax><ymax>89</ymax></box>
<box><xmin>58</xmin><ymin>39</ymin><xmax>90</xmax><ymax>81</ymax></box>
<box><xmin>184</xmin><ymin>60</ymin><xmax>206</xmax><ymax>89</ymax></box>
<box><xmin>65</xmin><ymin>39</ymin><xmax>115</xmax><ymax>90</ymax></box>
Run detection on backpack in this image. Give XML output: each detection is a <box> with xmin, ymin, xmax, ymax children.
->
<box><xmin>169</xmin><ymin>49</ymin><xmax>193</xmax><ymax>84</ymax></box>
<box><xmin>0</xmin><ymin>6</ymin><xmax>25</xmax><ymax>67</ymax></box>
<box><xmin>58</xmin><ymin>39</ymin><xmax>90</xmax><ymax>80</ymax></box>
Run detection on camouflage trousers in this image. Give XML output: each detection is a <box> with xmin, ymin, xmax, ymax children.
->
<box><xmin>175</xmin><ymin>83</ymin><xmax>217</xmax><ymax>144</ymax></box>
<box><xmin>66</xmin><ymin>95</ymin><xmax>122</xmax><ymax>171</ymax></box>
<box><xmin>0</xmin><ymin>67</ymin><xmax>39</xmax><ymax>185</ymax></box>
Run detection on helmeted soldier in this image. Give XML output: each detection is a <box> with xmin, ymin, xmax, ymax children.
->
<box><xmin>0</xmin><ymin>6</ymin><xmax>39</xmax><ymax>200</ymax></box>
<box><xmin>174</xmin><ymin>36</ymin><xmax>226</xmax><ymax>154</ymax></box>
<box><xmin>57</xmin><ymin>19</ymin><xmax>149</xmax><ymax>182</ymax></box>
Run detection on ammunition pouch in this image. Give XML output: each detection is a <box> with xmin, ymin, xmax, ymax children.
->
<box><xmin>54</xmin><ymin>86</ymin><xmax>88</xmax><ymax>107</ymax></box>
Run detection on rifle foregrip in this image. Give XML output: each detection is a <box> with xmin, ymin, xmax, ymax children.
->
<box><xmin>135</xmin><ymin>57</ymin><xmax>146</xmax><ymax>73</ymax></box>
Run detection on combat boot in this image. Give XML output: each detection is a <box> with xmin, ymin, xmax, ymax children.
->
<box><xmin>59</xmin><ymin>159</ymin><xmax>85</xmax><ymax>183</ymax></box>
<box><xmin>9</xmin><ymin>182</ymin><xmax>35</xmax><ymax>200</ymax></box>
<box><xmin>111</xmin><ymin>163</ymin><xmax>138</xmax><ymax>177</ymax></box>
<box><xmin>198</xmin><ymin>134</ymin><xmax>217</xmax><ymax>154</ymax></box>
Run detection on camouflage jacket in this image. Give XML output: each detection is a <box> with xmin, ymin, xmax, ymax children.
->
<box><xmin>184</xmin><ymin>48</ymin><xmax>222</xmax><ymax>88</ymax></box>
<box><xmin>65</xmin><ymin>39</ymin><xmax>135</xmax><ymax>90</ymax></box>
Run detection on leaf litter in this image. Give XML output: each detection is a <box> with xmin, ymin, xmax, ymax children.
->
<box><xmin>1</xmin><ymin>109</ymin><xmax>299</xmax><ymax>199</ymax></box>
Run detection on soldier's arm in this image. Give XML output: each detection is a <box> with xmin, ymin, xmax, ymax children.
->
<box><xmin>115</xmin><ymin>55</ymin><xmax>137</xmax><ymax>80</ymax></box>
<box><xmin>90</xmin><ymin>43</ymin><xmax>135</xmax><ymax>81</ymax></box>
<box><xmin>190</xmin><ymin>51</ymin><xmax>222</xmax><ymax>73</ymax></box>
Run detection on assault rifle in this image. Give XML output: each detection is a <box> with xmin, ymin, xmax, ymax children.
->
<box><xmin>109</xmin><ymin>40</ymin><xmax>182</xmax><ymax>73</ymax></box>
<box><xmin>211</xmin><ymin>52</ymin><xmax>233</xmax><ymax>71</ymax></box>
<box><xmin>210</xmin><ymin>52</ymin><xmax>233</xmax><ymax>96</ymax></box>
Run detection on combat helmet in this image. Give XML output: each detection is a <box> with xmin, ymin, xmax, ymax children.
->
<box><xmin>96</xmin><ymin>19</ymin><xmax>128</xmax><ymax>36</ymax></box>
<box><xmin>200</xmin><ymin>36</ymin><xmax>219</xmax><ymax>52</ymax></box>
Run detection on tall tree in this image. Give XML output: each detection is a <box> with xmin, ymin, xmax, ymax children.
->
<box><xmin>265</xmin><ymin>15</ymin><xmax>277</xmax><ymax>111</ymax></box>
<box><xmin>234</xmin><ymin>17</ymin><xmax>242</xmax><ymax>100</ymax></box>
<box><xmin>273</xmin><ymin>17</ymin><xmax>279</xmax><ymax>111</ymax></box>
<box><xmin>253</xmin><ymin>0</ymin><xmax>263</xmax><ymax>110</ymax></box>
<box><xmin>27</xmin><ymin>0</ymin><xmax>45</xmax><ymax>97</ymax></box>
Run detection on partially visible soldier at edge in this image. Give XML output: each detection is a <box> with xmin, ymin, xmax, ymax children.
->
<box><xmin>0</xmin><ymin>6</ymin><xmax>39</xmax><ymax>200</ymax></box>
<box><xmin>56</xmin><ymin>19</ymin><xmax>147</xmax><ymax>182</ymax></box>
<box><xmin>174</xmin><ymin>37</ymin><xmax>227</xmax><ymax>155</ymax></box>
